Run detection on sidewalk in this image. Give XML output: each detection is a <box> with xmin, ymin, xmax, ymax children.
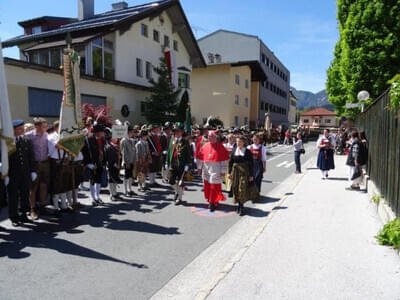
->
<box><xmin>152</xmin><ymin>155</ymin><xmax>400</xmax><ymax>300</ymax></box>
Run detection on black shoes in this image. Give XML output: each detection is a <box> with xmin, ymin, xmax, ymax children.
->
<box><xmin>149</xmin><ymin>182</ymin><xmax>161</xmax><ymax>188</ymax></box>
<box><xmin>111</xmin><ymin>195</ymin><xmax>123</xmax><ymax>201</ymax></box>
<box><xmin>209</xmin><ymin>203</ymin><xmax>216</xmax><ymax>212</ymax></box>
<box><xmin>19</xmin><ymin>214</ymin><xmax>31</xmax><ymax>223</ymax></box>
<box><xmin>238</xmin><ymin>204</ymin><xmax>245</xmax><ymax>216</ymax></box>
<box><xmin>11</xmin><ymin>220</ymin><xmax>20</xmax><ymax>227</ymax></box>
<box><xmin>128</xmin><ymin>191</ymin><xmax>138</xmax><ymax>196</ymax></box>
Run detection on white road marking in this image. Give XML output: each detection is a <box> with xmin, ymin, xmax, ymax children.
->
<box><xmin>284</xmin><ymin>162</ymin><xmax>295</xmax><ymax>168</ymax></box>
<box><xmin>277</xmin><ymin>161</ymin><xmax>288</xmax><ymax>167</ymax></box>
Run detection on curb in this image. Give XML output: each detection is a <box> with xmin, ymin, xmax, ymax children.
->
<box><xmin>150</xmin><ymin>156</ymin><xmax>316</xmax><ymax>300</ymax></box>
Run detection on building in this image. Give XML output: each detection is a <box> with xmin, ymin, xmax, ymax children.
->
<box><xmin>288</xmin><ymin>90</ymin><xmax>297</xmax><ymax>124</ymax></box>
<box><xmin>299</xmin><ymin>108</ymin><xmax>338</xmax><ymax>128</ymax></box>
<box><xmin>191</xmin><ymin>60</ymin><xmax>266</xmax><ymax>128</ymax></box>
<box><xmin>2</xmin><ymin>0</ymin><xmax>205</xmax><ymax>124</ymax></box>
<box><xmin>197</xmin><ymin>30</ymin><xmax>290</xmax><ymax>128</ymax></box>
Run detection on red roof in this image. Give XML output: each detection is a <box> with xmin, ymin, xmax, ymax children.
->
<box><xmin>300</xmin><ymin>108</ymin><xmax>336</xmax><ymax>117</ymax></box>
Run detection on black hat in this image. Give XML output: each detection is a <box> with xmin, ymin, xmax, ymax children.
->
<box><xmin>173</xmin><ymin>122</ymin><xmax>184</xmax><ymax>131</ymax></box>
<box><xmin>140</xmin><ymin>130</ymin><xmax>148</xmax><ymax>137</ymax></box>
<box><xmin>128</xmin><ymin>126</ymin><xmax>134</xmax><ymax>132</ymax></box>
<box><xmin>93</xmin><ymin>124</ymin><xmax>105</xmax><ymax>133</ymax></box>
<box><xmin>164</xmin><ymin>121</ymin><xmax>172</xmax><ymax>129</ymax></box>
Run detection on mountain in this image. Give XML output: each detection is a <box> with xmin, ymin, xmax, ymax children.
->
<box><xmin>291</xmin><ymin>87</ymin><xmax>334</xmax><ymax>110</ymax></box>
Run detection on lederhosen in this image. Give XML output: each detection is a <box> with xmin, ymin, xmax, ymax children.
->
<box><xmin>50</xmin><ymin>149</ymin><xmax>70</xmax><ymax>194</ymax></box>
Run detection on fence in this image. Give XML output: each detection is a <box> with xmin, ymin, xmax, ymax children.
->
<box><xmin>356</xmin><ymin>88</ymin><xmax>400</xmax><ymax>218</ymax></box>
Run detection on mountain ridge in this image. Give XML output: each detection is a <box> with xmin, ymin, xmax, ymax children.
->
<box><xmin>291</xmin><ymin>87</ymin><xmax>334</xmax><ymax>110</ymax></box>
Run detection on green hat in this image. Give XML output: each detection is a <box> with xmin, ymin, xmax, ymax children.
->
<box><xmin>173</xmin><ymin>122</ymin><xmax>184</xmax><ymax>131</ymax></box>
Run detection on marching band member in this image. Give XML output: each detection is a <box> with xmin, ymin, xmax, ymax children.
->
<box><xmin>135</xmin><ymin>129</ymin><xmax>152</xmax><ymax>192</ymax></box>
<box><xmin>147</xmin><ymin>124</ymin><xmax>163</xmax><ymax>187</ymax></box>
<box><xmin>166</xmin><ymin>123</ymin><xmax>191</xmax><ymax>205</ymax></box>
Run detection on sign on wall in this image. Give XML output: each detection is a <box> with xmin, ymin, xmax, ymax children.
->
<box><xmin>112</xmin><ymin>125</ymin><xmax>128</xmax><ymax>139</ymax></box>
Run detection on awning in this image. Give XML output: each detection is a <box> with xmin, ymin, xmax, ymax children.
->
<box><xmin>24</xmin><ymin>35</ymin><xmax>97</xmax><ymax>52</ymax></box>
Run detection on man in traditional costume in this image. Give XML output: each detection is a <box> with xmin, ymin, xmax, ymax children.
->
<box><xmin>82</xmin><ymin>124</ymin><xmax>106</xmax><ymax>206</ymax></box>
<box><xmin>135</xmin><ymin>130</ymin><xmax>152</xmax><ymax>192</ymax></box>
<box><xmin>120</xmin><ymin>126</ymin><xmax>137</xmax><ymax>196</ymax></box>
<box><xmin>147</xmin><ymin>124</ymin><xmax>163</xmax><ymax>187</ymax></box>
<box><xmin>197</xmin><ymin>131</ymin><xmax>229</xmax><ymax>212</ymax></box>
<box><xmin>166</xmin><ymin>123</ymin><xmax>191</xmax><ymax>205</ymax></box>
<box><xmin>160</xmin><ymin>122</ymin><xmax>172</xmax><ymax>183</ymax></box>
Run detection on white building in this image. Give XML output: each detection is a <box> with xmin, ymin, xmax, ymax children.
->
<box><xmin>2</xmin><ymin>0</ymin><xmax>205</xmax><ymax>124</ymax></box>
<box><xmin>299</xmin><ymin>108</ymin><xmax>338</xmax><ymax>128</ymax></box>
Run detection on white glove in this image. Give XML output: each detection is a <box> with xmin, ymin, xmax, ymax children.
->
<box><xmin>165</xmin><ymin>164</ymin><xmax>168</xmax><ymax>170</ymax></box>
<box><xmin>31</xmin><ymin>172</ymin><xmax>38</xmax><ymax>182</ymax></box>
<box><xmin>163</xmin><ymin>150</ymin><xmax>168</xmax><ymax>155</ymax></box>
<box><xmin>4</xmin><ymin>176</ymin><xmax>9</xmax><ymax>186</ymax></box>
<box><xmin>87</xmin><ymin>164</ymin><xmax>95</xmax><ymax>170</ymax></box>
<box><xmin>184</xmin><ymin>165</ymin><xmax>189</xmax><ymax>172</ymax></box>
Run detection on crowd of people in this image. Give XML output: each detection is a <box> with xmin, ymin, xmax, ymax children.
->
<box><xmin>0</xmin><ymin>115</ymin><xmax>370</xmax><ymax>227</ymax></box>
<box><xmin>1</xmin><ymin>117</ymin><xmax>277</xmax><ymax>227</ymax></box>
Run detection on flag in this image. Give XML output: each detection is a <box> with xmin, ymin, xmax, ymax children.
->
<box><xmin>57</xmin><ymin>47</ymin><xmax>84</xmax><ymax>157</ymax></box>
<box><xmin>185</xmin><ymin>106</ymin><xmax>192</xmax><ymax>133</ymax></box>
<box><xmin>0</xmin><ymin>40</ymin><xmax>16</xmax><ymax>178</ymax></box>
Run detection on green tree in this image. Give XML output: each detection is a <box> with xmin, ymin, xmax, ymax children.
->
<box><xmin>144</xmin><ymin>57</ymin><xmax>180</xmax><ymax>124</ymax></box>
<box><xmin>326</xmin><ymin>0</ymin><xmax>400</xmax><ymax>119</ymax></box>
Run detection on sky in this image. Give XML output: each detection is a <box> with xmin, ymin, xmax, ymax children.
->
<box><xmin>0</xmin><ymin>0</ymin><xmax>339</xmax><ymax>93</ymax></box>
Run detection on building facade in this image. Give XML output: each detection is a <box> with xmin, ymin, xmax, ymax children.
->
<box><xmin>288</xmin><ymin>90</ymin><xmax>297</xmax><ymax>124</ymax></box>
<box><xmin>299</xmin><ymin>108</ymin><xmax>338</xmax><ymax>128</ymax></box>
<box><xmin>2</xmin><ymin>0</ymin><xmax>205</xmax><ymax>124</ymax></box>
<box><xmin>197</xmin><ymin>30</ymin><xmax>290</xmax><ymax>127</ymax></box>
<box><xmin>191</xmin><ymin>61</ymin><xmax>265</xmax><ymax>128</ymax></box>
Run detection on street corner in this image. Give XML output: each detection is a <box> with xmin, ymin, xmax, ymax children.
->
<box><xmin>190</xmin><ymin>203</ymin><xmax>237</xmax><ymax>218</ymax></box>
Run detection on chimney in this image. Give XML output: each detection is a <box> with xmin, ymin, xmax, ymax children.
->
<box><xmin>112</xmin><ymin>1</ymin><xmax>129</xmax><ymax>10</ymax></box>
<box><xmin>78</xmin><ymin>0</ymin><xmax>94</xmax><ymax>21</ymax></box>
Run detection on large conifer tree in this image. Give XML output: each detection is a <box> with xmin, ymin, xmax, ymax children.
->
<box><xmin>144</xmin><ymin>57</ymin><xmax>180</xmax><ymax>124</ymax></box>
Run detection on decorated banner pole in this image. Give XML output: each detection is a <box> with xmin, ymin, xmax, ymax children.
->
<box><xmin>0</xmin><ymin>39</ymin><xmax>16</xmax><ymax>178</ymax></box>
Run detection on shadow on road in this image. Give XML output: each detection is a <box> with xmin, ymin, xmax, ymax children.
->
<box><xmin>0</xmin><ymin>228</ymin><xmax>148</xmax><ymax>268</ymax></box>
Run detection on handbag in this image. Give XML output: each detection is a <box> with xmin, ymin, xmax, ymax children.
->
<box><xmin>248</xmin><ymin>181</ymin><xmax>260</xmax><ymax>201</ymax></box>
<box><xmin>351</xmin><ymin>166</ymin><xmax>362</xmax><ymax>180</ymax></box>
<box><xmin>300</xmin><ymin>148</ymin><xmax>306</xmax><ymax>154</ymax></box>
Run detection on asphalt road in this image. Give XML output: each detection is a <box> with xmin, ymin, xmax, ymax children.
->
<box><xmin>0</xmin><ymin>142</ymin><xmax>317</xmax><ymax>300</ymax></box>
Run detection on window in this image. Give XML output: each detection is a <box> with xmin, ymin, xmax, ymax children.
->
<box><xmin>303</xmin><ymin>119</ymin><xmax>309</xmax><ymax>123</ymax></box>
<box><xmin>260</xmin><ymin>102</ymin><xmax>265</xmax><ymax>110</ymax></box>
<box><xmin>235</xmin><ymin>95</ymin><xmax>240</xmax><ymax>105</ymax></box>
<box><xmin>234</xmin><ymin>116</ymin><xmax>239</xmax><ymax>126</ymax></box>
<box><xmin>141</xmin><ymin>24</ymin><xmax>148</xmax><ymax>37</ymax></box>
<box><xmin>28</xmin><ymin>87</ymin><xmax>62</xmax><ymax>117</ymax></box>
<box><xmin>153</xmin><ymin>30</ymin><xmax>160</xmax><ymax>42</ymax></box>
<box><xmin>81</xmin><ymin>94</ymin><xmax>107</xmax><ymax>106</ymax></box>
<box><xmin>261</xmin><ymin>54</ymin><xmax>266</xmax><ymax>64</ymax></box>
<box><xmin>245</xmin><ymin>97</ymin><xmax>249</xmax><ymax>108</ymax></box>
<box><xmin>92</xmin><ymin>37</ymin><xmax>103</xmax><ymax>78</ymax></box>
<box><xmin>164</xmin><ymin>35</ymin><xmax>170</xmax><ymax>48</ymax></box>
<box><xmin>75</xmin><ymin>45</ymin><xmax>87</xmax><ymax>75</ymax></box>
<box><xmin>146</xmin><ymin>61</ymin><xmax>152</xmax><ymax>80</ymax></box>
<box><xmin>136</xmin><ymin>58</ymin><xmax>143</xmax><ymax>77</ymax></box>
<box><xmin>207</xmin><ymin>53</ymin><xmax>214</xmax><ymax>64</ymax></box>
<box><xmin>141</xmin><ymin>101</ymin><xmax>148</xmax><ymax>116</ymax></box>
<box><xmin>235</xmin><ymin>74</ymin><xmax>240</xmax><ymax>85</ymax></box>
<box><xmin>28</xmin><ymin>51</ymin><xmax>39</xmax><ymax>64</ymax></box>
<box><xmin>178</xmin><ymin>73</ymin><xmax>190</xmax><ymax>88</ymax></box>
<box><xmin>325</xmin><ymin>119</ymin><xmax>331</xmax><ymax>124</ymax></box>
<box><xmin>245</xmin><ymin>79</ymin><xmax>249</xmax><ymax>89</ymax></box>
<box><xmin>291</xmin><ymin>100</ymin><xmax>296</xmax><ymax>106</ymax></box>
<box><xmin>39</xmin><ymin>50</ymin><xmax>49</xmax><ymax>66</ymax></box>
<box><xmin>244</xmin><ymin>117</ymin><xmax>248</xmax><ymax>125</ymax></box>
<box><xmin>173</xmin><ymin>40</ymin><xmax>179</xmax><ymax>51</ymax></box>
<box><xmin>265</xmin><ymin>81</ymin><xmax>269</xmax><ymax>89</ymax></box>
<box><xmin>266</xmin><ymin>57</ymin><xmax>269</xmax><ymax>67</ymax></box>
<box><xmin>50</xmin><ymin>49</ymin><xmax>61</xmax><ymax>69</ymax></box>
<box><xmin>32</xmin><ymin>26</ymin><xmax>42</xmax><ymax>34</ymax></box>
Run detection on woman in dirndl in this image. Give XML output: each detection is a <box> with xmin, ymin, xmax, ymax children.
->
<box><xmin>229</xmin><ymin>136</ymin><xmax>254</xmax><ymax>216</ymax></box>
<box><xmin>317</xmin><ymin>129</ymin><xmax>335</xmax><ymax>179</ymax></box>
<box><xmin>247</xmin><ymin>134</ymin><xmax>267</xmax><ymax>195</ymax></box>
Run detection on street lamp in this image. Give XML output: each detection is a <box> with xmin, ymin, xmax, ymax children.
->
<box><xmin>357</xmin><ymin>90</ymin><xmax>370</xmax><ymax>112</ymax></box>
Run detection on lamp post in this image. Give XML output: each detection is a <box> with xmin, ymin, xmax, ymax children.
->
<box><xmin>357</xmin><ymin>90</ymin><xmax>370</xmax><ymax>113</ymax></box>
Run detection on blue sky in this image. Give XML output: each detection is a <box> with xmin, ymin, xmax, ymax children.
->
<box><xmin>0</xmin><ymin>0</ymin><xmax>338</xmax><ymax>93</ymax></box>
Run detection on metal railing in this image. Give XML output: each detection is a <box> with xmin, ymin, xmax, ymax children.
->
<box><xmin>356</xmin><ymin>88</ymin><xmax>400</xmax><ymax>217</ymax></box>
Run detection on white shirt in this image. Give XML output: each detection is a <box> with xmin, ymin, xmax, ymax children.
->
<box><xmin>48</xmin><ymin>132</ymin><xmax>64</xmax><ymax>159</ymax></box>
<box><xmin>234</xmin><ymin>147</ymin><xmax>246</xmax><ymax>157</ymax></box>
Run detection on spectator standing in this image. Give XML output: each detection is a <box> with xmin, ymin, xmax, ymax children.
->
<box><xmin>120</xmin><ymin>126</ymin><xmax>137</xmax><ymax>197</ymax></box>
<box><xmin>283</xmin><ymin>129</ymin><xmax>290</xmax><ymax>145</ymax></box>
<box><xmin>25</xmin><ymin>117</ymin><xmax>49</xmax><ymax>219</ymax></box>
<box><xmin>346</xmin><ymin>131</ymin><xmax>366</xmax><ymax>190</ymax></box>
<box><xmin>293</xmin><ymin>132</ymin><xmax>304</xmax><ymax>174</ymax></box>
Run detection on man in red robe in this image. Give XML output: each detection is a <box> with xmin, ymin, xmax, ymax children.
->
<box><xmin>197</xmin><ymin>131</ymin><xmax>229</xmax><ymax>212</ymax></box>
